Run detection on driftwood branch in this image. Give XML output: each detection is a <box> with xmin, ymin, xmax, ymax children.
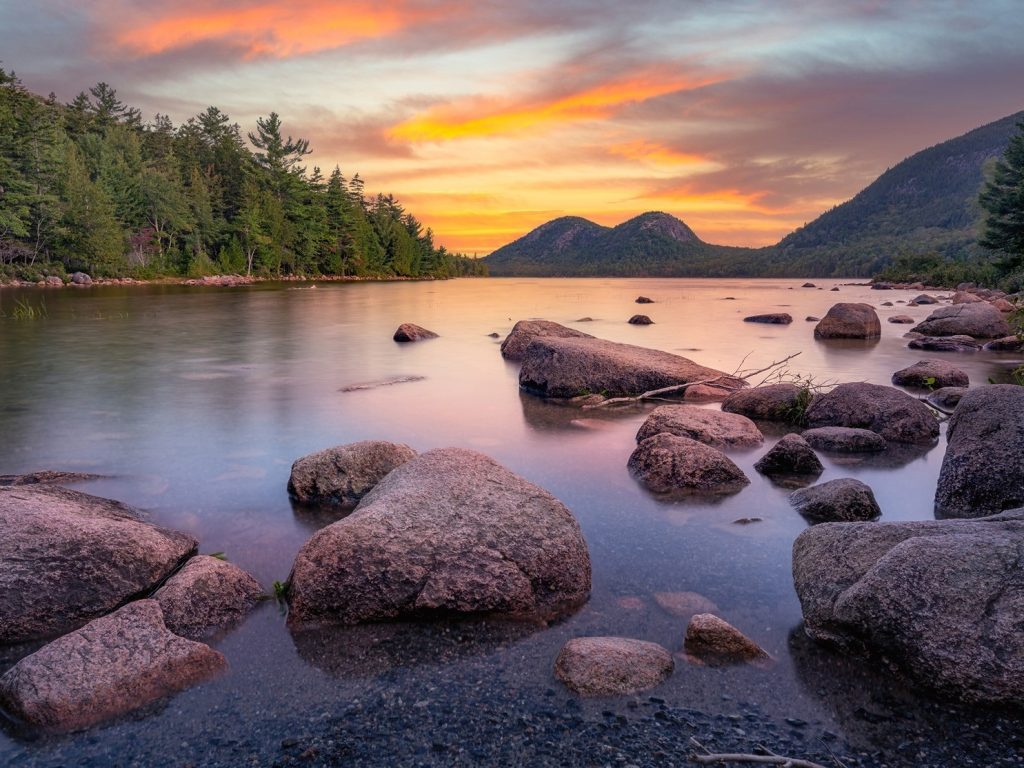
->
<box><xmin>582</xmin><ymin>352</ymin><xmax>802</xmax><ymax>410</ymax></box>
<box><xmin>688</xmin><ymin>738</ymin><xmax>830</xmax><ymax>768</ymax></box>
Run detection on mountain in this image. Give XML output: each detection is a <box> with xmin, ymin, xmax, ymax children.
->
<box><xmin>482</xmin><ymin>111</ymin><xmax>1024</xmax><ymax>278</ymax></box>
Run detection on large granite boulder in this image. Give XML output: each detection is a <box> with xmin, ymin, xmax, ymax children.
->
<box><xmin>911</xmin><ymin>304</ymin><xmax>1010</xmax><ymax>339</ymax></box>
<box><xmin>635</xmin><ymin>405</ymin><xmax>764</xmax><ymax>449</ymax></box>
<box><xmin>801</xmin><ymin>426</ymin><xmax>887</xmax><ymax>454</ymax></box>
<box><xmin>499</xmin><ymin>320</ymin><xmax>593</xmax><ymax>362</ymax></box>
<box><xmin>628</xmin><ymin>433</ymin><xmax>749</xmax><ymax>496</ymax></box>
<box><xmin>554</xmin><ymin>637</ymin><xmax>674</xmax><ymax>696</ymax></box>
<box><xmin>288</xmin><ymin>440</ymin><xmax>418</xmax><ymax>507</ymax></box>
<box><xmin>0</xmin><ymin>601</ymin><xmax>225</xmax><ymax>732</ymax></box>
<box><xmin>721</xmin><ymin>383</ymin><xmax>805</xmax><ymax>422</ymax></box>
<box><xmin>754</xmin><ymin>434</ymin><xmax>824</xmax><ymax>478</ymax></box>
<box><xmin>518</xmin><ymin>336</ymin><xmax>738</xmax><ymax>400</ymax></box>
<box><xmin>891</xmin><ymin>360</ymin><xmax>969</xmax><ymax>389</ymax></box>
<box><xmin>286</xmin><ymin>448</ymin><xmax>591</xmax><ymax>627</ymax></box>
<box><xmin>935</xmin><ymin>385</ymin><xmax>1024</xmax><ymax>519</ymax></box>
<box><xmin>803</xmin><ymin>383</ymin><xmax>939</xmax><ymax>444</ymax></box>
<box><xmin>814</xmin><ymin>303</ymin><xmax>881</xmax><ymax>339</ymax></box>
<box><xmin>0</xmin><ymin>486</ymin><xmax>197</xmax><ymax>644</ymax></box>
<box><xmin>683</xmin><ymin>614</ymin><xmax>770</xmax><ymax>667</ymax></box>
<box><xmin>154</xmin><ymin>556</ymin><xmax>263</xmax><ymax>641</ymax></box>
<box><xmin>393</xmin><ymin>323</ymin><xmax>438</xmax><ymax>342</ymax></box>
<box><xmin>792</xmin><ymin>512</ymin><xmax>1024</xmax><ymax>704</ymax></box>
<box><xmin>790</xmin><ymin>478</ymin><xmax>881</xmax><ymax>523</ymax></box>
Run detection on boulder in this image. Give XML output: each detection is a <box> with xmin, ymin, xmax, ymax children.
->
<box><xmin>805</xmin><ymin>315</ymin><xmax>820</xmax><ymax>321</ymax></box>
<box><xmin>286</xmin><ymin>448</ymin><xmax>591</xmax><ymax>627</ymax></box>
<box><xmin>935</xmin><ymin>385</ymin><xmax>1024</xmax><ymax>518</ymax></box>
<box><xmin>913</xmin><ymin>294</ymin><xmax>938</xmax><ymax>304</ymax></box>
<box><xmin>911</xmin><ymin>304</ymin><xmax>1010</xmax><ymax>339</ymax></box>
<box><xmin>887</xmin><ymin>315</ymin><xmax>915</xmax><ymax>324</ymax></box>
<box><xmin>69</xmin><ymin>271</ymin><xmax>92</xmax><ymax>285</ymax></box>
<box><xmin>653</xmin><ymin>591</ymin><xmax>720</xmax><ymax>618</ymax></box>
<box><xmin>991</xmin><ymin>298</ymin><xmax>1015</xmax><ymax>312</ymax></box>
<box><xmin>0</xmin><ymin>601</ymin><xmax>226</xmax><ymax>732</ymax></box>
<box><xmin>628</xmin><ymin>433</ymin><xmax>749</xmax><ymax>497</ymax></box>
<box><xmin>554</xmin><ymin>637</ymin><xmax>673</xmax><ymax>695</ymax></box>
<box><xmin>908</xmin><ymin>335</ymin><xmax>981</xmax><ymax>352</ymax></box>
<box><xmin>951</xmin><ymin>291</ymin><xmax>984</xmax><ymax>304</ymax></box>
<box><xmin>0</xmin><ymin>486</ymin><xmax>196</xmax><ymax>644</ymax></box>
<box><xmin>393</xmin><ymin>323</ymin><xmax>438</xmax><ymax>342</ymax></box>
<box><xmin>635</xmin><ymin>296</ymin><xmax>654</xmax><ymax>304</ymax></box>
<box><xmin>721</xmin><ymin>383</ymin><xmax>805</xmax><ymax>422</ymax></box>
<box><xmin>814</xmin><ymin>303</ymin><xmax>881</xmax><ymax>339</ymax></box>
<box><xmin>743</xmin><ymin>313</ymin><xmax>792</xmax><ymax>324</ymax></box>
<box><xmin>891</xmin><ymin>360</ymin><xmax>969</xmax><ymax>389</ymax></box>
<box><xmin>288</xmin><ymin>440</ymin><xmax>418</xmax><ymax>507</ymax></box>
<box><xmin>683</xmin><ymin>614</ymin><xmax>770</xmax><ymax>666</ymax></box>
<box><xmin>789</xmin><ymin>478</ymin><xmax>881</xmax><ymax>523</ymax></box>
<box><xmin>984</xmin><ymin>335</ymin><xmax>1023</xmax><ymax>351</ymax></box>
<box><xmin>499</xmin><ymin>320</ymin><xmax>593</xmax><ymax>362</ymax></box>
<box><xmin>682</xmin><ymin>383</ymin><xmax>738</xmax><ymax>403</ymax></box>
<box><xmin>792</xmin><ymin>511</ymin><xmax>1024</xmax><ymax>704</ymax></box>
<box><xmin>519</xmin><ymin>336</ymin><xmax>738</xmax><ymax>400</ymax></box>
<box><xmin>801</xmin><ymin>282</ymin><xmax>816</xmax><ymax>288</ymax></box>
<box><xmin>44</xmin><ymin>276</ymin><xmax>63</xmax><ymax>287</ymax></box>
<box><xmin>801</xmin><ymin>426</ymin><xmax>887</xmax><ymax>453</ymax></box>
<box><xmin>154</xmin><ymin>556</ymin><xmax>263</xmax><ymax>641</ymax></box>
<box><xmin>0</xmin><ymin>470</ymin><xmax>102</xmax><ymax>487</ymax></box>
<box><xmin>753</xmin><ymin>434</ymin><xmax>824</xmax><ymax>477</ymax></box>
<box><xmin>628</xmin><ymin>314</ymin><xmax>653</xmax><ymax>325</ymax></box>
<box><xmin>803</xmin><ymin>382</ymin><xmax>938</xmax><ymax>444</ymax></box>
<box><xmin>880</xmin><ymin>301</ymin><xmax>894</xmax><ymax>307</ymax></box>
<box><xmin>635</xmin><ymin>405</ymin><xmax>763</xmax><ymax>449</ymax></box>
<box><xmin>926</xmin><ymin>387</ymin><xmax>967</xmax><ymax>412</ymax></box>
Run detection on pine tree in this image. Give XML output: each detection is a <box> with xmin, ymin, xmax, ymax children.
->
<box><xmin>979</xmin><ymin>120</ymin><xmax>1024</xmax><ymax>270</ymax></box>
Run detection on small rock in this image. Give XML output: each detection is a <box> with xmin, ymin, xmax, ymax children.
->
<box><xmin>628</xmin><ymin>434</ymin><xmax>750</xmax><ymax>496</ymax></box>
<box><xmin>70</xmin><ymin>272</ymin><xmax>92</xmax><ymax>285</ymax></box>
<box><xmin>888</xmin><ymin>315</ymin><xmax>915</xmax><ymax>324</ymax></box>
<box><xmin>991</xmin><ymin>298</ymin><xmax>1015</xmax><ymax>312</ymax></box>
<box><xmin>554</xmin><ymin>637</ymin><xmax>674</xmax><ymax>696</ymax></box>
<box><xmin>983</xmin><ymin>336</ymin><xmax>1023</xmax><ymax>351</ymax></box>
<box><xmin>288</xmin><ymin>441</ymin><xmax>418</xmax><ymax>507</ymax></box>
<box><xmin>790</xmin><ymin>478</ymin><xmax>881</xmax><ymax>523</ymax></box>
<box><xmin>754</xmin><ymin>434</ymin><xmax>824</xmax><ymax>477</ymax></box>
<box><xmin>154</xmin><ymin>556</ymin><xmax>263</xmax><ymax>641</ymax></box>
<box><xmin>908</xmin><ymin>335</ymin><xmax>982</xmax><ymax>352</ymax></box>
<box><xmin>635</xmin><ymin>405</ymin><xmax>764</xmax><ymax>448</ymax></box>
<box><xmin>628</xmin><ymin>314</ymin><xmax>654</xmax><ymax>325</ymax></box>
<box><xmin>801</xmin><ymin>282</ymin><xmax>816</xmax><ymax>288</ymax></box>
<box><xmin>891</xmin><ymin>360</ymin><xmax>969</xmax><ymax>389</ymax></box>
<box><xmin>682</xmin><ymin>383</ymin><xmax>737</xmax><ymax>403</ymax></box>
<box><xmin>805</xmin><ymin>316</ymin><xmax>820</xmax><ymax>321</ymax></box>
<box><xmin>635</xmin><ymin>296</ymin><xmax>654</xmax><ymax>304</ymax></box>
<box><xmin>880</xmin><ymin>301</ymin><xmax>894</xmax><ymax>307</ymax></box>
<box><xmin>683</xmin><ymin>614</ymin><xmax>770</xmax><ymax>666</ymax></box>
<box><xmin>913</xmin><ymin>294</ymin><xmax>938</xmax><ymax>304</ymax></box>
<box><xmin>830</xmin><ymin>287</ymin><xmax>839</xmax><ymax>292</ymax></box>
<box><xmin>801</xmin><ymin>427</ymin><xmax>887</xmax><ymax>453</ymax></box>
<box><xmin>951</xmin><ymin>291</ymin><xmax>984</xmax><ymax>304</ymax></box>
<box><xmin>393</xmin><ymin>323</ymin><xmax>438</xmax><ymax>342</ymax></box>
<box><xmin>743</xmin><ymin>313</ymin><xmax>792</xmax><ymax>324</ymax></box>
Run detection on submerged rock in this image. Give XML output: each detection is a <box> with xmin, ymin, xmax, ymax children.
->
<box><xmin>628</xmin><ymin>314</ymin><xmax>654</xmax><ymax>325</ymax></box>
<box><xmin>926</xmin><ymin>387</ymin><xmax>967</xmax><ymax>412</ymax></box>
<box><xmin>628</xmin><ymin>433</ymin><xmax>749</xmax><ymax>497</ymax></box>
<box><xmin>803</xmin><ymin>382</ymin><xmax>938</xmax><ymax>444</ymax></box>
<box><xmin>519</xmin><ymin>336</ymin><xmax>737</xmax><ymax>400</ymax></box>
<box><xmin>154</xmin><ymin>556</ymin><xmax>263</xmax><ymax>641</ymax></box>
<box><xmin>635</xmin><ymin>405</ymin><xmax>763</xmax><ymax>448</ymax></box>
<box><xmin>499</xmin><ymin>320</ymin><xmax>593</xmax><ymax>362</ymax></box>
<box><xmin>653</xmin><ymin>591</ymin><xmax>720</xmax><ymax>619</ymax></box>
<box><xmin>287</xmin><ymin>448</ymin><xmax>591</xmax><ymax>627</ymax></box>
<box><xmin>908</xmin><ymin>334</ymin><xmax>981</xmax><ymax>352</ymax></box>
<box><xmin>754</xmin><ymin>434</ymin><xmax>824</xmax><ymax>478</ymax></box>
<box><xmin>554</xmin><ymin>637</ymin><xmax>673</xmax><ymax>696</ymax></box>
<box><xmin>790</xmin><ymin>478</ymin><xmax>881</xmax><ymax>523</ymax></box>
<box><xmin>743</xmin><ymin>313</ymin><xmax>792</xmax><ymax>324</ymax></box>
<box><xmin>288</xmin><ymin>440</ymin><xmax>418</xmax><ymax>508</ymax></box>
<box><xmin>814</xmin><ymin>303</ymin><xmax>881</xmax><ymax>339</ymax></box>
<box><xmin>801</xmin><ymin>426</ymin><xmax>887</xmax><ymax>454</ymax></box>
<box><xmin>0</xmin><ymin>600</ymin><xmax>225</xmax><ymax>732</ymax></box>
<box><xmin>913</xmin><ymin>294</ymin><xmax>938</xmax><ymax>304</ymax></box>
<box><xmin>911</xmin><ymin>303</ymin><xmax>1010</xmax><ymax>339</ymax></box>
<box><xmin>683</xmin><ymin>614</ymin><xmax>770</xmax><ymax>667</ymax></box>
<box><xmin>393</xmin><ymin>323</ymin><xmax>438</xmax><ymax>342</ymax></box>
<box><xmin>0</xmin><ymin>486</ymin><xmax>196</xmax><ymax>644</ymax></box>
<box><xmin>792</xmin><ymin>511</ymin><xmax>1024</xmax><ymax>704</ymax></box>
<box><xmin>891</xmin><ymin>360</ymin><xmax>969</xmax><ymax>389</ymax></box>
<box><xmin>936</xmin><ymin>385</ymin><xmax>1024</xmax><ymax>518</ymax></box>
<box><xmin>721</xmin><ymin>383</ymin><xmax>805</xmax><ymax>422</ymax></box>
<box><xmin>682</xmin><ymin>383</ymin><xmax>738</xmax><ymax>403</ymax></box>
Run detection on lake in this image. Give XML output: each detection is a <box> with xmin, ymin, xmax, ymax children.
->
<box><xmin>1</xmin><ymin>277</ymin><xmax>1022</xmax><ymax>766</ymax></box>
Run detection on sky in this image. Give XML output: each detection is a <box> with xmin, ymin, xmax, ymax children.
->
<box><xmin>2</xmin><ymin>0</ymin><xmax>1023</xmax><ymax>255</ymax></box>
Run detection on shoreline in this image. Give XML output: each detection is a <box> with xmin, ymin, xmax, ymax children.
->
<box><xmin>0</xmin><ymin>273</ymin><xmax>451</xmax><ymax>289</ymax></box>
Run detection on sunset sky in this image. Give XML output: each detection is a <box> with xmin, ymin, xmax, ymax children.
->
<box><xmin>2</xmin><ymin>1</ymin><xmax>1023</xmax><ymax>255</ymax></box>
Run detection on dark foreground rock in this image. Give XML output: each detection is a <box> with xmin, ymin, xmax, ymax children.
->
<box><xmin>554</xmin><ymin>637</ymin><xmax>673</xmax><ymax>695</ymax></box>
<box><xmin>908</xmin><ymin>334</ymin><xmax>982</xmax><ymax>352</ymax></box>
<box><xmin>635</xmin><ymin>296</ymin><xmax>654</xmax><ymax>304</ymax></box>
<box><xmin>936</xmin><ymin>385</ymin><xmax>1024</xmax><ymax>518</ymax></box>
<box><xmin>753</xmin><ymin>434</ymin><xmax>823</xmax><ymax>478</ymax></box>
<box><xmin>911</xmin><ymin>303</ymin><xmax>1010</xmax><ymax>339</ymax></box>
<box><xmin>628</xmin><ymin>434</ymin><xmax>750</xmax><ymax>497</ymax></box>
<box><xmin>891</xmin><ymin>360</ymin><xmax>969</xmax><ymax>389</ymax></box>
<box><xmin>499</xmin><ymin>320</ymin><xmax>593</xmax><ymax>361</ymax></box>
<box><xmin>803</xmin><ymin>382</ymin><xmax>939</xmax><ymax>444</ymax></box>
<box><xmin>790</xmin><ymin>478</ymin><xmax>881</xmax><ymax>523</ymax></box>
<box><xmin>635</xmin><ymin>405</ymin><xmax>763</xmax><ymax>448</ymax></box>
<box><xmin>743</xmin><ymin>313</ymin><xmax>792</xmax><ymax>324</ymax></box>
<box><xmin>887</xmin><ymin>315</ymin><xmax>914</xmax><ymax>324</ymax></box>
<box><xmin>984</xmin><ymin>335</ymin><xmax>1024</xmax><ymax>351</ymax></box>
<box><xmin>814</xmin><ymin>303</ymin><xmax>881</xmax><ymax>339</ymax></box>
<box><xmin>0</xmin><ymin>600</ymin><xmax>226</xmax><ymax>732</ymax></box>
<box><xmin>154</xmin><ymin>556</ymin><xmax>263</xmax><ymax>641</ymax></box>
<box><xmin>721</xmin><ymin>383</ymin><xmax>804</xmax><ymax>422</ymax></box>
<box><xmin>393</xmin><ymin>323</ymin><xmax>438</xmax><ymax>342</ymax></box>
<box><xmin>683</xmin><ymin>614</ymin><xmax>770</xmax><ymax>667</ymax></box>
<box><xmin>0</xmin><ymin>485</ymin><xmax>196</xmax><ymax>644</ymax></box>
<box><xmin>801</xmin><ymin>426</ymin><xmax>887</xmax><ymax>453</ymax></box>
<box><xmin>519</xmin><ymin>336</ymin><xmax>738</xmax><ymax>400</ymax></box>
<box><xmin>287</xmin><ymin>448</ymin><xmax>591</xmax><ymax>627</ymax></box>
<box><xmin>288</xmin><ymin>440</ymin><xmax>418</xmax><ymax>507</ymax></box>
<box><xmin>793</xmin><ymin>511</ymin><xmax>1024</xmax><ymax>704</ymax></box>
<box><xmin>628</xmin><ymin>314</ymin><xmax>653</xmax><ymax>325</ymax></box>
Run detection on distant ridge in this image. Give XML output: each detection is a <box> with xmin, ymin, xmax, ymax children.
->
<box><xmin>482</xmin><ymin>110</ymin><xmax>1024</xmax><ymax>278</ymax></box>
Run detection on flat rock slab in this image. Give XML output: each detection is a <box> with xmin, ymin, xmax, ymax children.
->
<box><xmin>500</xmin><ymin>320</ymin><xmax>593</xmax><ymax>362</ymax></box>
<box><xmin>0</xmin><ymin>470</ymin><xmax>103</xmax><ymax>487</ymax></box>
<box><xmin>721</xmin><ymin>383</ymin><xmax>805</xmax><ymax>422</ymax></box>
<box><xmin>801</xmin><ymin>426</ymin><xmax>887</xmax><ymax>453</ymax></box>
<box><xmin>936</xmin><ymin>385</ymin><xmax>1024</xmax><ymax>518</ymax></box>
<box><xmin>288</xmin><ymin>440</ymin><xmax>418</xmax><ymax>507</ymax></box>
<box><xmin>814</xmin><ymin>303</ymin><xmax>881</xmax><ymax>339</ymax></box>
<box><xmin>892</xmin><ymin>360</ymin><xmax>969</xmax><ymax>389</ymax></box>
<box><xmin>790</xmin><ymin>478</ymin><xmax>881</xmax><ymax>523</ymax></box>
<box><xmin>554</xmin><ymin>637</ymin><xmax>673</xmax><ymax>696</ymax></box>
<box><xmin>519</xmin><ymin>336</ymin><xmax>738</xmax><ymax>400</ymax></box>
<box><xmin>154</xmin><ymin>556</ymin><xmax>263</xmax><ymax>641</ymax></box>
<box><xmin>908</xmin><ymin>335</ymin><xmax>981</xmax><ymax>352</ymax></box>
<box><xmin>792</xmin><ymin>511</ymin><xmax>1024</xmax><ymax>704</ymax></box>
<box><xmin>628</xmin><ymin>433</ymin><xmax>749</xmax><ymax>497</ymax></box>
<box><xmin>683</xmin><ymin>614</ymin><xmax>770</xmax><ymax>667</ymax></box>
<box><xmin>0</xmin><ymin>486</ymin><xmax>197</xmax><ymax>644</ymax></box>
<box><xmin>743</xmin><ymin>313</ymin><xmax>792</xmax><ymax>324</ymax></box>
<box><xmin>804</xmin><ymin>382</ymin><xmax>938</xmax><ymax>444</ymax></box>
<box><xmin>393</xmin><ymin>323</ymin><xmax>438</xmax><ymax>342</ymax></box>
<box><xmin>635</xmin><ymin>405</ymin><xmax>763</xmax><ymax>449</ymax></box>
<box><xmin>0</xmin><ymin>601</ymin><xmax>225</xmax><ymax>732</ymax></box>
<box><xmin>287</xmin><ymin>448</ymin><xmax>591</xmax><ymax>627</ymax></box>
<box><xmin>911</xmin><ymin>303</ymin><xmax>1010</xmax><ymax>339</ymax></box>
<box><xmin>754</xmin><ymin>434</ymin><xmax>824</xmax><ymax>477</ymax></box>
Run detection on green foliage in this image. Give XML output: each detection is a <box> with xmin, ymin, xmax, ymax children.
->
<box><xmin>979</xmin><ymin>120</ymin><xmax>1024</xmax><ymax>273</ymax></box>
<box><xmin>0</xmin><ymin>68</ymin><xmax>486</xmax><ymax>281</ymax></box>
<box><xmin>1</xmin><ymin>297</ymin><xmax>48</xmax><ymax>320</ymax></box>
<box><xmin>272</xmin><ymin>580</ymin><xmax>288</xmax><ymax>600</ymax></box>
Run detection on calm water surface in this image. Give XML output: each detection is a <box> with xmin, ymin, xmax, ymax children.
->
<box><xmin>0</xmin><ymin>278</ymin><xmax>1021</xmax><ymax>765</ymax></box>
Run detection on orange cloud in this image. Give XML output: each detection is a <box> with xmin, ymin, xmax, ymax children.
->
<box><xmin>109</xmin><ymin>1</ymin><xmax>441</xmax><ymax>58</ymax></box>
<box><xmin>389</xmin><ymin>69</ymin><xmax>726</xmax><ymax>142</ymax></box>
<box><xmin>608</xmin><ymin>141</ymin><xmax>709</xmax><ymax>167</ymax></box>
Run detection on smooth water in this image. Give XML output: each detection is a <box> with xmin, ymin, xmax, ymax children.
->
<box><xmin>0</xmin><ymin>278</ymin><xmax>1021</xmax><ymax>766</ymax></box>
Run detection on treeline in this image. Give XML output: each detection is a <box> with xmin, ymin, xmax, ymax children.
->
<box><xmin>0</xmin><ymin>70</ymin><xmax>486</xmax><ymax>281</ymax></box>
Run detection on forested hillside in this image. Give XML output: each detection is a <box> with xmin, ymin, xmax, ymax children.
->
<box><xmin>0</xmin><ymin>70</ymin><xmax>485</xmax><ymax>281</ymax></box>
